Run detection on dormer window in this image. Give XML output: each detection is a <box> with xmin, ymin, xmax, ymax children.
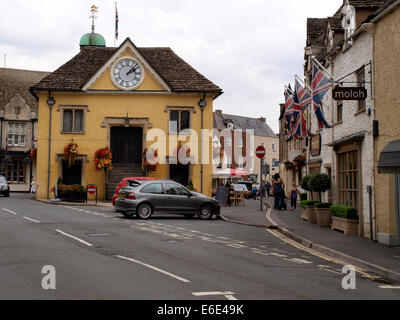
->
<box><xmin>227</xmin><ymin>123</ymin><xmax>233</xmax><ymax>130</ymax></box>
<box><xmin>342</xmin><ymin>1</ymin><xmax>356</xmax><ymax>45</ymax></box>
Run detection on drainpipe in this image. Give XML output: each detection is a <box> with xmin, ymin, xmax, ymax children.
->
<box><xmin>46</xmin><ymin>93</ymin><xmax>56</xmax><ymax>199</ymax></box>
<box><xmin>198</xmin><ymin>93</ymin><xmax>207</xmax><ymax>194</ymax></box>
<box><xmin>0</xmin><ymin>116</ymin><xmax>3</xmax><ymax>151</ymax></box>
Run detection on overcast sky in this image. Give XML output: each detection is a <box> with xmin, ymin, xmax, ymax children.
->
<box><xmin>0</xmin><ymin>0</ymin><xmax>343</xmax><ymax>132</ymax></box>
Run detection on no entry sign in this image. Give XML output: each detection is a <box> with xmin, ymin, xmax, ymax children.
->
<box><xmin>87</xmin><ymin>185</ymin><xmax>97</xmax><ymax>195</ymax></box>
<box><xmin>256</xmin><ymin>146</ymin><xmax>266</xmax><ymax>159</ymax></box>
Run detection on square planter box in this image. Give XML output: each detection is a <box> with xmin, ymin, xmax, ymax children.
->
<box><xmin>60</xmin><ymin>192</ymin><xmax>86</xmax><ymax>203</ymax></box>
<box><xmin>315</xmin><ymin>208</ymin><xmax>331</xmax><ymax>228</ymax></box>
<box><xmin>307</xmin><ymin>206</ymin><xmax>317</xmax><ymax>224</ymax></box>
<box><xmin>331</xmin><ymin>216</ymin><xmax>358</xmax><ymax>235</ymax></box>
<box><xmin>301</xmin><ymin>208</ymin><xmax>308</xmax><ymax>221</ymax></box>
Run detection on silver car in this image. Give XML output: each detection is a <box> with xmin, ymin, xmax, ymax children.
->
<box><xmin>115</xmin><ymin>179</ymin><xmax>221</xmax><ymax>220</ymax></box>
<box><xmin>0</xmin><ymin>175</ymin><xmax>10</xmax><ymax>197</ymax></box>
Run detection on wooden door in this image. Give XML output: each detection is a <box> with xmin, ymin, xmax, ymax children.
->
<box><xmin>111</xmin><ymin>127</ymin><xmax>143</xmax><ymax>164</ymax></box>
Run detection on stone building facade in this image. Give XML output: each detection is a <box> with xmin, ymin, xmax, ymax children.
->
<box><xmin>0</xmin><ymin>68</ymin><xmax>49</xmax><ymax>191</ymax></box>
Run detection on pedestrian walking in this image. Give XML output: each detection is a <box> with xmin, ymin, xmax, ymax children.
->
<box><xmin>30</xmin><ymin>179</ymin><xmax>36</xmax><ymax>193</ymax></box>
<box><xmin>290</xmin><ymin>183</ymin><xmax>300</xmax><ymax>211</ymax></box>
<box><xmin>272</xmin><ymin>173</ymin><xmax>285</xmax><ymax>210</ymax></box>
<box><xmin>266</xmin><ymin>181</ymin><xmax>271</xmax><ymax>198</ymax></box>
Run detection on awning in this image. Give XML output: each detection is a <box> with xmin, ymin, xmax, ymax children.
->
<box><xmin>378</xmin><ymin>139</ymin><xmax>400</xmax><ymax>174</ymax></box>
<box><xmin>213</xmin><ymin>168</ymin><xmax>248</xmax><ymax>177</ymax></box>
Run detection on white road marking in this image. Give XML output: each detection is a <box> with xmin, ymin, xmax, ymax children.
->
<box><xmin>23</xmin><ymin>216</ymin><xmax>40</xmax><ymax>223</ymax></box>
<box><xmin>2</xmin><ymin>208</ymin><xmax>17</xmax><ymax>215</ymax></box>
<box><xmin>55</xmin><ymin>229</ymin><xmax>93</xmax><ymax>247</ymax></box>
<box><xmin>287</xmin><ymin>258</ymin><xmax>313</xmax><ymax>264</ymax></box>
<box><xmin>116</xmin><ymin>255</ymin><xmax>190</xmax><ymax>283</ymax></box>
<box><xmin>378</xmin><ymin>285</ymin><xmax>400</xmax><ymax>289</ymax></box>
<box><xmin>192</xmin><ymin>291</ymin><xmax>237</xmax><ymax>300</ymax></box>
<box><xmin>252</xmin><ymin>250</ymin><xmax>270</xmax><ymax>256</ymax></box>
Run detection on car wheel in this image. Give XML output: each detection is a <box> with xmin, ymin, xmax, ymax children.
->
<box><xmin>198</xmin><ymin>204</ymin><xmax>214</xmax><ymax>220</ymax></box>
<box><xmin>137</xmin><ymin>203</ymin><xmax>153</xmax><ymax>219</ymax></box>
<box><xmin>122</xmin><ymin>211</ymin><xmax>135</xmax><ymax>219</ymax></box>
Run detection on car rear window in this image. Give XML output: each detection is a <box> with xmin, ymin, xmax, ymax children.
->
<box><xmin>127</xmin><ymin>180</ymin><xmax>143</xmax><ymax>188</ymax></box>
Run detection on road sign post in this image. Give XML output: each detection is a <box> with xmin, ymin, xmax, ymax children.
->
<box><xmin>256</xmin><ymin>146</ymin><xmax>266</xmax><ymax>212</ymax></box>
<box><xmin>86</xmin><ymin>184</ymin><xmax>97</xmax><ymax>204</ymax></box>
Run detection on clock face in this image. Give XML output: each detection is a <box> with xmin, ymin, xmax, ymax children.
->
<box><xmin>111</xmin><ymin>57</ymin><xmax>144</xmax><ymax>90</ymax></box>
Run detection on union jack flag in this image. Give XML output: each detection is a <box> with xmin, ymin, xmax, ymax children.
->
<box><xmin>312</xmin><ymin>62</ymin><xmax>333</xmax><ymax>129</ymax></box>
<box><xmin>295</xmin><ymin>78</ymin><xmax>312</xmax><ymax>111</ymax></box>
<box><xmin>284</xmin><ymin>88</ymin><xmax>295</xmax><ymax>140</ymax></box>
<box><xmin>290</xmin><ymin>85</ymin><xmax>307</xmax><ymax>139</ymax></box>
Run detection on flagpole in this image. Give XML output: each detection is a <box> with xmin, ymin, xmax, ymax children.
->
<box><xmin>311</xmin><ymin>56</ymin><xmax>335</xmax><ymax>82</ymax></box>
<box><xmin>294</xmin><ymin>74</ymin><xmax>312</xmax><ymax>92</ymax></box>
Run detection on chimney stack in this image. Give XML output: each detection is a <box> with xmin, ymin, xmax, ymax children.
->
<box><xmin>259</xmin><ymin>117</ymin><xmax>266</xmax><ymax>123</ymax></box>
<box><xmin>215</xmin><ymin>109</ymin><xmax>223</xmax><ymax>116</ymax></box>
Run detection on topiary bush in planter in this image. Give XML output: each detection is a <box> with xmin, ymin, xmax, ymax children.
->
<box><xmin>309</xmin><ymin>173</ymin><xmax>331</xmax><ymax>202</ymax></box>
<box><xmin>301</xmin><ymin>175</ymin><xmax>311</xmax><ymax>198</ymax></box>
<box><xmin>300</xmin><ymin>200</ymin><xmax>319</xmax><ymax>222</ymax></box>
<box><xmin>330</xmin><ymin>205</ymin><xmax>358</xmax><ymax>235</ymax></box>
<box><xmin>314</xmin><ymin>202</ymin><xmax>332</xmax><ymax>227</ymax></box>
<box><xmin>300</xmin><ymin>193</ymin><xmax>307</xmax><ymax>201</ymax></box>
<box><xmin>330</xmin><ymin>205</ymin><xmax>358</xmax><ymax>220</ymax></box>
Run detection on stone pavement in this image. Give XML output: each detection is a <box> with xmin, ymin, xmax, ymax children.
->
<box><xmin>221</xmin><ymin>197</ymin><xmax>400</xmax><ymax>283</ymax></box>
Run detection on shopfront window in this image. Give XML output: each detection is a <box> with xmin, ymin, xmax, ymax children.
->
<box><xmin>338</xmin><ymin>150</ymin><xmax>359</xmax><ymax>209</ymax></box>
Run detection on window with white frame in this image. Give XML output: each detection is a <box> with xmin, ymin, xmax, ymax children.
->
<box><xmin>226</xmin><ymin>137</ymin><xmax>232</xmax><ymax>147</ymax></box>
<box><xmin>7</xmin><ymin>122</ymin><xmax>26</xmax><ymax>147</ymax></box>
<box><xmin>0</xmin><ymin>159</ymin><xmax>25</xmax><ymax>183</ymax></box>
<box><xmin>238</xmin><ymin>156</ymin><xmax>244</xmax><ymax>169</ymax></box>
<box><xmin>272</xmin><ymin>143</ymin><xmax>276</xmax><ymax>152</ymax></box>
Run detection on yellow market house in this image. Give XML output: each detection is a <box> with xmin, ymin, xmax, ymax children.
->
<box><xmin>31</xmin><ymin>32</ymin><xmax>222</xmax><ymax>200</ymax></box>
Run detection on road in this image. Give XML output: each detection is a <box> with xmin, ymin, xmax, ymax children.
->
<box><xmin>0</xmin><ymin>193</ymin><xmax>399</xmax><ymax>300</ymax></box>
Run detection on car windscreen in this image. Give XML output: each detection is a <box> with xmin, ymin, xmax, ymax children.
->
<box><xmin>0</xmin><ymin>176</ymin><xmax>6</xmax><ymax>183</ymax></box>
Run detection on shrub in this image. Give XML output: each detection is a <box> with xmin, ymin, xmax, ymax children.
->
<box><xmin>57</xmin><ymin>184</ymin><xmax>86</xmax><ymax>196</ymax></box>
<box><xmin>309</xmin><ymin>173</ymin><xmax>331</xmax><ymax>201</ymax></box>
<box><xmin>300</xmin><ymin>175</ymin><xmax>311</xmax><ymax>191</ymax></box>
<box><xmin>330</xmin><ymin>205</ymin><xmax>358</xmax><ymax>220</ymax></box>
<box><xmin>314</xmin><ymin>202</ymin><xmax>332</xmax><ymax>209</ymax></box>
<box><xmin>300</xmin><ymin>193</ymin><xmax>307</xmax><ymax>201</ymax></box>
<box><xmin>302</xmin><ymin>200</ymin><xmax>319</xmax><ymax>208</ymax></box>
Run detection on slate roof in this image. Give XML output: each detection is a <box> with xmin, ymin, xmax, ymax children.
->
<box><xmin>32</xmin><ymin>41</ymin><xmax>222</xmax><ymax>94</ymax></box>
<box><xmin>0</xmin><ymin>68</ymin><xmax>50</xmax><ymax>112</ymax></box>
<box><xmin>333</xmin><ymin>0</ymin><xmax>392</xmax><ymax>18</ymax></box>
<box><xmin>214</xmin><ymin>112</ymin><xmax>277</xmax><ymax>138</ymax></box>
<box><xmin>306</xmin><ymin>18</ymin><xmax>328</xmax><ymax>46</ymax></box>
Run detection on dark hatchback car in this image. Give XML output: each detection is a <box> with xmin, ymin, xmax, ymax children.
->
<box><xmin>115</xmin><ymin>179</ymin><xmax>221</xmax><ymax>220</ymax></box>
<box><xmin>0</xmin><ymin>175</ymin><xmax>10</xmax><ymax>197</ymax></box>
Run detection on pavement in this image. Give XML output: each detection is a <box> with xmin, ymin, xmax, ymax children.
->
<box><xmin>221</xmin><ymin>197</ymin><xmax>400</xmax><ymax>283</ymax></box>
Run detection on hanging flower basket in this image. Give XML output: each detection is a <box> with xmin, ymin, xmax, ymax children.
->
<box><xmin>143</xmin><ymin>148</ymin><xmax>159</xmax><ymax>172</ymax></box>
<box><xmin>64</xmin><ymin>142</ymin><xmax>78</xmax><ymax>168</ymax></box>
<box><xmin>94</xmin><ymin>147</ymin><xmax>113</xmax><ymax>172</ymax></box>
<box><xmin>30</xmin><ymin>148</ymin><xmax>37</xmax><ymax>160</ymax></box>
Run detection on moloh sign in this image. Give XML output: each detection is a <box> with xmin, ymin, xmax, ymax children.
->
<box><xmin>333</xmin><ymin>87</ymin><xmax>367</xmax><ymax>101</ymax></box>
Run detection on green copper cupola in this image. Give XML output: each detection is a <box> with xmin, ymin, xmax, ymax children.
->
<box><xmin>80</xmin><ymin>5</ymin><xmax>106</xmax><ymax>47</ymax></box>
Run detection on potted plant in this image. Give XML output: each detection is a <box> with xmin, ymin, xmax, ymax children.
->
<box><xmin>56</xmin><ymin>184</ymin><xmax>86</xmax><ymax>203</ymax></box>
<box><xmin>330</xmin><ymin>205</ymin><xmax>359</xmax><ymax>235</ymax></box>
<box><xmin>300</xmin><ymin>175</ymin><xmax>311</xmax><ymax>220</ymax></box>
<box><xmin>64</xmin><ymin>142</ymin><xmax>78</xmax><ymax>168</ymax></box>
<box><xmin>309</xmin><ymin>173</ymin><xmax>331</xmax><ymax>202</ymax></box>
<box><xmin>143</xmin><ymin>148</ymin><xmax>159</xmax><ymax>175</ymax></box>
<box><xmin>314</xmin><ymin>202</ymin><xmax>332</xmax><ymax>228</ymax></box>
<box><xmin>187</xmin><ymin>179</ymin><xmax>195</xmax><ymax>192</ymax></box>
<box><xmin>301</xmin><ymin>200</ymin><xmax>319</xmax><ymax>223</ymax></box>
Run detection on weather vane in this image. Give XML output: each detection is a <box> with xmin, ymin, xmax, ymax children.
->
<box><xmin>90</xmin><ymin>5</ymin><xmax>99</xmax><ymax>33</ymax></box>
